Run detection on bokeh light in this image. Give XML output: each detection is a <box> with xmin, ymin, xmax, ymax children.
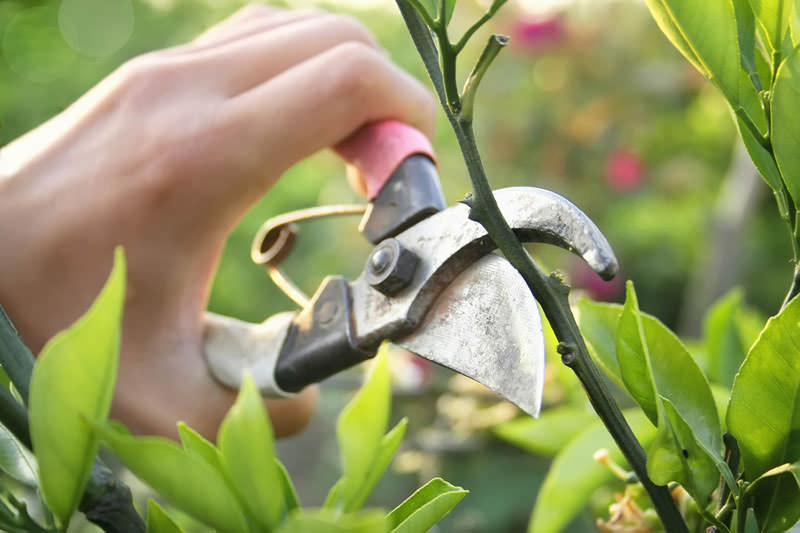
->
<box><xmin>58</xmin><ymin>0</ymin><xmax>134</xmax><ymax>58</ymax></box>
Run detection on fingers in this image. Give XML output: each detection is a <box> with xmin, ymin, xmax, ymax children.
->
<box><xmin>218</xmin><ymin>42</ymin><xmax>435</xmax><ymax>203</ymax></box>
<box><xmin>192</xmin><ymin>7</ymin><xmax>321</xmax><ymax>48</ymax></box>
<box><xmin>193</xmin><ymin>13</ymin><xmax>379</xmax><ymax>96</ymax></box>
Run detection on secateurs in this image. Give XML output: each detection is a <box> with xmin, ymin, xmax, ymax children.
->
<box><xmin>203</xmin><ymin>121</ymin><xmax>617</xmax><ymax>416</ymax></box>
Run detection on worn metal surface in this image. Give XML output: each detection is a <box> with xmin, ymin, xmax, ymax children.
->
<box><xmin>396</xmin><ymin>254</ymin><xmax>545</xmax><ymax>416</ymax></box>
<box><xmin>350</xmin><ymin>186</ymin><xmax>618</xmax><ymax>348</ymax></box>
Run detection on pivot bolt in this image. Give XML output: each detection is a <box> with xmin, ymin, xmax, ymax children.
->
<box><xmin>365</xmin><ymin>239</ymin><xmax>418</xmax><ymax>295</ymax></box>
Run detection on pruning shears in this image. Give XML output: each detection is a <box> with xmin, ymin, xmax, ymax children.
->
<box><xmin>204</xmin><ymin>121</ymin><xmax>617</xmax><ymax>416</ymax></box>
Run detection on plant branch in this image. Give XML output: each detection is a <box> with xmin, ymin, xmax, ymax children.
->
<box><xmin>460</xmin><ymin>35</ymin><xmax>508</xmax><ymax>122</ymax></box>
<box><xmin>0</xmin><ymin>307</ymin><xmax>144</xmax><ymax>533</ymax></box>
<box><xmin>454</xmin><ymin>0</ymin><xmax>509</xmax><ymax>53</ymax></box>
<box><xmin>734</xmin><ymin>107</ymin><xmax>770</xmax><ymax>151</ymax></box>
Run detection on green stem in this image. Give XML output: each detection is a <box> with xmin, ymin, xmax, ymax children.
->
<box><xmin>449</xmin><ymin>118</ymin><xmax>688</xmax><ymax>533</ymax></box>
<box><xmin>699</xmin><ymin>508</ymin><xmax>730</xmax><ymax>533</ymax></box>
<box><xmin>734</xmin><ymin>107</ymin><xmax>770</xmax><ymax>151</ymax></box>
<box><xmin>460</xmin><ymin>35</ymin><xmax>508</xmax><ymax>122</ymax></box>
<box><xmin>435</xmin><ymin>26</ymin><xmax>461</xmax><ymax>112</ymax></box>
<box><xmin>454</xmin><ymin>0</ymin><xmax>509</xmax><ymax>53</ymax></box>
<box><xmin>405</xmin><ymin>0</ymin><xmax>436</xmax><ymax>28</ymax></box>
<box><xmin>715</xmin><ymin>433</ymin><xmax>740</xmax><ymax>529</ymax></box>
<box><xmin>735</xmin><ymin>482</ymin><xmax>748</xmax><ymax>533</ymax></box>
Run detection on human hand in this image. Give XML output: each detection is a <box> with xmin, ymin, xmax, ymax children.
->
<box><xmin>0</xmin><ymin>4</ymin><xmax>435</xmax><ymax>440</ymax></box>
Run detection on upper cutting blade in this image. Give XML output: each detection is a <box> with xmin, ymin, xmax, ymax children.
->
<box><xmin>394</xmin><ymin>254</ymin><xmax>545</xmax><ymax>417</ymax></box>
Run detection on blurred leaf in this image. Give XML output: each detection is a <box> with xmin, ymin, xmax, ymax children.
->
<box><xmin>0</xmin><ymin>421</ymin><xmax>36</xmax><ymax>486</ymax></box>
<box><xmin>493</xmin><ymin>407</ymin><xmax>599</xmax><ymax>456</ymax></box>
<box><xmin>276</xmin><ymin>509</ymin><xmax>389</xmax><ymax>533</ymax></box>
<box><xmin>328</xmin><ymin>345</ymin><xmax>391</xmax><ymax>511</ymax></box>
<box><xmin>344</xmin><ymin>418</ymin><xmax>408</xmax><ymax>513</ymax></box>
<box><xmin>276</xmin><ymin>459</ymin><xmax>300</xmax><ymax>512</ymax></box>
<box><xmin>218</xmin><ymin>373</ymin><xmax>283</xmax><ymax>529</ymax></box>
<box><xmin>727</xmin><ymin>295</ymin><xmax>800</xmax><ymax>530</ymax></box>
<box><xmin>574</xmin><ymin>299</ymin><xmax>625</xmax><ymax>388</ymax></box>
<box><xmin>95</xmin><ymin>422</ymin><xmax>248</xmax><ymax>532</ymax></box>
<box><xmin>177</xmin><ymin>422</ymin><xmax>221</xmax><ymax>472</ymax></box>
<box><xmin>386</xmin><ymin>477</ymin><xmax>467</xmax><ymax>533</ymax></box>
<box><xmin>703</xmin><ymin>289</ymin><xmax>749</xmax><ymax>387</ymax></box>
<box><xmin>748</xmin><ymin>0</ymin><xmax>795</xmax><ymax>54</ymax></box>
<box><xmin>528</xmin><ymin>409</ymin><xmax>656</xmax><ymax>533</ymax></box>
<box><xmin>616</xmin><ymin>287</ymin><xmax>659</xmax><ymax>424</ymax></box>
<box><xmin>146</xmin><ymin>499</ymin><xmax>183</xmax><ymax>533</ymax></box>
<box><xmin>29</xmin><ymin>247</ymin><xmax>125</xmax><ymax>525</ymax></box>
<box><xmin>771</xmin><ymin>48</ymin><xmax>800</xmax><ymax>208</ymax></box>
<box><xmin>642</xmin><ymin>0</ymin><xmax>741</xmax><ymax>107</ymax></box>
<box><xmin>616</xmin><ymin>282</ymin><xmax>723</xmax><ymax>503</ymax></box>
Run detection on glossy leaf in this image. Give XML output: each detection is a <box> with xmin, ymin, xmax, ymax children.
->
<box><xmin>276</xmin><ymin>509</ymin><xmax>389</xmax><ymax>533</ymax></box>
<box><xmin>344</xmin><ymin>417</ymin><xmax>408</xmax><ymax>513</ymax></box>
<box><xmin>0</xmin><ymin>421</ymin><xmax>36</xmax><ymax>486</ymax></box>
<box><xmin>615</xmin><ymin>282</ymin><xmax>723</xmax><ymax>503</ymax></box>
<box><xmin>95</xmin><ymin>422</ymin><xmax>248</xmax><ymax>532</ymax></box>
<box><xmin>329</xmin><ymin>345</ymin><xmax>391</xmax><ymax>511</ymax></box>
<box><xmin>29</xmin><ymin>247</ymin><xmax>125</xmax><ymax>525</ymax></box>
<box><xmin>218</xmin><ymin>372</ymin><xmax>283</xmax><ymax>529</ymax></box>
<box><xmin>574</xmin><ymin>299</ymin><xmax>625</xmax><ymax>388</ymax></box>
<box><xmin>387</xmin><ymin>477</ymin><xmax>467</xmax><ymax>533</ymax></box>
<box><xmin>492</xmin><ymin>406</ymin><xmax>599</xmax><ymax>456</ymax></box>
<box><xmin>177</xmin><ymin>422</ymin><xmax>221</xmax><ymax>472</ymax></box>
<box><xmin>528</xmin><ymin>409</ymin><xmax>656</xmax><ymax>533</ymax></box>
<box><xmin>616</xmin><ymin>287</ymin><xmax>658</xmax><ymax>424</ymax></box>
<box><xmin>748</xmin><ymin>0</ymin><xmax>795</xmax><ymax>53</ymax></box>
<box><xmin>728</xmin><ymin>295</ymin><xmax>800</xmax><ymax>530</ymax></box>
<box><xmin>703</xmin><ymin>289</ymin><xmax>750</xmax><ymax>387</ymax></box>
<box><xmin>276</xmin><ymin>459</ymin><xmax>300</xmax><ymax>512</ymax></box>
<box><xmin>734</xmin><ymin>0</ymin><xmax>760</xmax><ymax>80</ymax></box>
<box><xmin>772</xmin><ymin>48</ymin><xmax>800</xmax><ymax>207</ymax></box>
<box><xmin>642</xmin><ymin>0</ymin><xmax>741</xmax><ymax>106</ymax></box>
<box><xmin>738</xmin><ymin>117</ymin><xmax>790</xmax><ymax>212</ymax></box>
<box><xmin>146</xmin><ymin>499</ymin><xmax>183</xmax><ymax>533</ymax></box>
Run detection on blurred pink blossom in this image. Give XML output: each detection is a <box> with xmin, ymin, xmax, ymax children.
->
<box><xmin>605</xmin><ymin>150</ymin><xmax>644</xmax><ymax>191</ymax></box>
<box><xmin>571</xmin><ymin>260</ymin><xmax>625</xmax><ymax>302</ymax></box>
<box><xmin>512</xmin><ymin>16</ymin><xmax>566</xmax><ymax>50</ymax></box>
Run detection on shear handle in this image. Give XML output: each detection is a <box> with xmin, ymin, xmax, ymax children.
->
<box><xmin>335</xmin><ymin>120</ymin><xmax>446</xmax><ymax>244</ymax></box>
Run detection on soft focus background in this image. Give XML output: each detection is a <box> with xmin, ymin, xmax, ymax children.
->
<box><xmin>0</xmin><ymin>0</ymin><xmax>790</xmax><ymax>530</ymax></box>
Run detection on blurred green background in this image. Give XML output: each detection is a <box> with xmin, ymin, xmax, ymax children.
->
<box><xmin>0</xmin><ymin>0</ymin><xmax>791</xmax><ymax>530</ymax></box>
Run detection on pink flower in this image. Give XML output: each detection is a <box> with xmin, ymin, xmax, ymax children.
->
<box><xmin>571</xmin><ymin>260</ymin><xmax>625</xmax><ymax>302</ymax></box>
<box><xmin>605</xmin><ymin>150</ymin><xmax>644</xmax><ymax>191</ymax></box>
<box><xmin>512</xmin><ymin>16</ymin><xmax>566</xmax><ymax>50</ymax></box>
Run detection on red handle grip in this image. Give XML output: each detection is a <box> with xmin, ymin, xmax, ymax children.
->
<box><xmin>334</xmin><ymin>120</ymin><xmax>436</xmax><ymax>200</ymax></box>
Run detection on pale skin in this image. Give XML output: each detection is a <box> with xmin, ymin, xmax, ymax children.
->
<box><xmin>0</xmin><ymin>4</ymin><xmax>435</xmax><ymax>440</ymax></box>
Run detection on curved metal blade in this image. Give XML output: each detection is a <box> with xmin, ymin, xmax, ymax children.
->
<box><xmin>395</xmin><ymin>254</ymin><xmax>545</xmax><ymax>417</ymax></box>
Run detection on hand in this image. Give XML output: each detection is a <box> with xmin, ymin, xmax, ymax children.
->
<box><xmin>0</xmin><ymin>4</ymin><xmax>435</xmax><ymax>440</ymax></box>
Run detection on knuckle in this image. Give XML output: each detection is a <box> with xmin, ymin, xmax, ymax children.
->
<box><xmin>323</xmin><ymin>14</ymin><xmax>377</xmax><ymax>47</ymax></box>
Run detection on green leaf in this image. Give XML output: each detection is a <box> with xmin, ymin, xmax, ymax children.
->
<box><xmin>771</xmin><ymin>48</ymin><xmax>800</xmax><ymax>208</ymax></box>
<box><xmin>738</xmin><ymin>117</ymin><xmax>789</xmax><ymax>210</ymax></box>
<box><xmin>642</xmin><ymin>0</ymin><xmax>741</xmax><ymax>107</ymax></box>
<box><xmin>277</xmin><ymin>509</ymin><xmax>389</xmax><ymax>533</ymax></box>
<box><xmin>528</xmin><ymin>409</ymin><xmax>657</xmax><ymax>533</ymax></box>
<box><xmin>344</xmin><ymin>417</ymin><xmax>408</xmax><ymax>513</ymax></box>
<box><xmin>218</xmin><ymin>372</ymin><xmax>284</xmax><ymax>529</ymax></box>
<box><xmin>646</xmin><ymin>397</ymin><xmax>723</xmax><ymax>500</ymax></box>
<box><xmin>29</xmin><ymin>247</ymin><xmax>125</xmax><ymax>525</ymax></box>
<box><xmin>727</xmin><ymin>295</ymin><xmax>800</xmax><ymax>530</ymax></box>
<box><xmin>748</xmin><ymin>0</ymin><xmax>795</xmax><ymax>54</ymax></box>
<box><xmin>0</xmin><ymin>421</ymin><xmax>36</xmax><ymax>486</ymax></box>
<box><xmin>616</xmin><ymin>286</ymin><xmax>659</xmax><ymax>424</ymax></box>
<box><xmin>329</xmin><ymin>345</ymin><xmax>391</xmax><ymax>511</ymax></box>
<box><xmin>734</xmin><ymin>0</ymin><xmax>760</xmax><ymax>81</ymax></box>
<box><xmin>703</xmin><ymin>289</ymin><xmax>750</xmax><ymax>387</ymax></box>
<box><xmin>177</xmin><ymin>422</ymin><xmax>222</xmax><ymax>472</ymax></box>
<box><xmin>615</xmin><ymin>281</ymin><xmax>723</xmax><ymax>503</ymax></box>
<box><xmin>574</xmin><ymin>299</ymin><xmax>625</xmax><ymax>388</ymax></box>
<box><xmin>276</xmin><ymin>459</ymin><xmax>300</xmax><ymax>512</ymax></box>
<box><xmin>387</xmin><ymin>477</ymin><xmax>467</xmax><ymax>533</ymax></box>
<box><xmin>492</xmin><ymin>406</ymin><xmax>599</xmax><ymax>456</ymax></box>
<box><xmin>443</xmin><ymin>0</ymin><xmax>455</xmax><ymax>26</ymax></box>
<box><xmin>94</xmin><ymin>422</ymin><xmax>248</xmax><ymax>532</ymax></box>
<box><xmin>146</xmin><ymin>499</ymin><xmax>183</xmax><ymax>533</ymax></box>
